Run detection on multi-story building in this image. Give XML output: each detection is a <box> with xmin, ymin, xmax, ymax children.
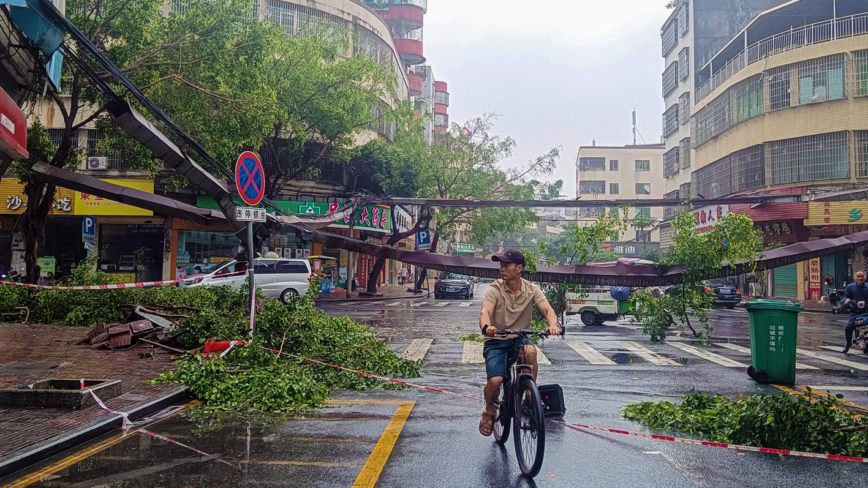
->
<box><xmin>661</xmin><ymin>0</ymin><xmax>868</xmax><ymax>300</ymax></box>
<box><xmin>659</xmin><ymin>0</ymin><xmax>787</xmax><ymax>247</ymax></box>
<box><xmin>576</xmin><ymin>144</ymin><xmax>666</xmax><ymax>258</ymax></box>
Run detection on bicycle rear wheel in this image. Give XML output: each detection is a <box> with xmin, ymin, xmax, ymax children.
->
<box><xmin>493</xmin><ymin>383</ymin><xmax>511</xmax><ymax>445</ymax></box>
<box><xmin>513</xmin><ymin>377</ymin><xmax>545</xmax><ymax>478</ymax></box>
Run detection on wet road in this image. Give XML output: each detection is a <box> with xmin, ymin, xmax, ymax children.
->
<box><xmin>4</xmin><ymin>284</ymin><xmax>868</xmax><ymax>488</ymax></box>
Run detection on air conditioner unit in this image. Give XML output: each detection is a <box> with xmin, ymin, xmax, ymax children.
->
<box><xmin>87</xmin><ymin>157</ymin><xmax>108</xmax><ymax>170</ymax></box>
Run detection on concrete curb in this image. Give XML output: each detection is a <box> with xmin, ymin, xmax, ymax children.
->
<box><xmin>0</xmin><ymin>386</ymin><xmax>189</xmax><ymax>479</ymax></box>
<box><xmin>316</xmin><ymin>291</ymin><xmax>432</xmax><ymax>304</ymax></box>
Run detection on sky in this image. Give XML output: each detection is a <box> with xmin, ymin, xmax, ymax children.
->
<box><xmin>423</xmin><ymin>0</ymin><xmax>673</xmax><ymax>198</ymax></box>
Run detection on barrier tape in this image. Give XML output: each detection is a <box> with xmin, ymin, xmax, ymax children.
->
<box><xmin>0</xmin><ymin>270</ymin><xmax>248</xmax><ymax>291</ymax></box>
<box><xmin>256</xmin><ymin>345</ymin><xmax>868</xmax><ymax>464</ymax></box>
<box><xmin>219</xmin><ymin>341</ymin><xmax>250</xmax><ymax>358</ymax></box>
<box><xmin>142</xmin><ymin>429</ymin><xmax>239</xmax><ymax>469</ymax></box>
<box><xmin>80</xmin><ymin>379</ymin><xmax>132</xmax><ymax>431</ymax></box>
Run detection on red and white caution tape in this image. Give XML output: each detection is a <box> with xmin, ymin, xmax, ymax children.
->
<box><xmin>557</xmin><ymin>422</ymin><xmax>868</xmax><ymax>463</ymax></box>
<box><xmin>263</xmin><ymin>347</ymin><xmax>485</xmax><ymax>403</ymax></box>
<box><xmin>0</xmin><ymin>271</ymin><xmax>247</xmax><ymax>291</ymax></box>
<box><xmin>142</xmin><ymin>429</ymin><xmax>239</xmax><ymax>469</ymax></box>
<box><xmin>258</xmin><ymin>346</ymin><xmax>868</xmax><ymax>464</ymax></box>
<box><xmin>80</xmin><ymin>379</ymin><xmax>132</xmax><ymax>431</ymax></box>
<box><xmin>219</xmin><ymin>341</ymin><xmax>250</xmax><ymax>358</ymax></box>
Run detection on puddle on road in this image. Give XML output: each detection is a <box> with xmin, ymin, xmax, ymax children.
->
<box><xmin>1</xmin><ymin>403</ymin><xmax>401</xmax><ymax>488</ymax></box>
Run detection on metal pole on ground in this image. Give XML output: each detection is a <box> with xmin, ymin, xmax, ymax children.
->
<box><xmin>247</xmin><ymin>221</ymin><xmax>256</xmax><ymax>337</ymax></box>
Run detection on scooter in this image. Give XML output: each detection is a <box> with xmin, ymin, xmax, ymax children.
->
<box><xmin>829</xmin><ymin>288</ymin><xmax>847</xmax><ymax>314</ymax></box>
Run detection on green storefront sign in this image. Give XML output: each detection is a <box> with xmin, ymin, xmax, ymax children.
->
<box><xmin>455</xmin><ymin>244</ymin><xmax>476</xmax><ymax>255</ymax></box>
<box><xmin>196</xmin><ymin>197</ymin><xmax>391</xmax><ymax>233</ymax></box>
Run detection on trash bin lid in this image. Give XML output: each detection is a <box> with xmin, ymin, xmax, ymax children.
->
<box><xmin>743</xmin><ymin>299</ymin><xmax>804</xmax><ymax>312</ymax></box>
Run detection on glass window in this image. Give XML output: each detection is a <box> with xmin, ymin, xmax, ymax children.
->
<box><xmin>768</xmin><ymin>66</ymin><xmax>791</xmax><ymax>110</ymax></box>
<box><xmin>637</xmin><ymin>207</ymin><xmax>651</xmax><ymax>218</ymax></box>
<box><xmin>635</xmin><ymin>183</ymin><xmax>651</xmax><ymax>195</ymax></box>
<box><xmin>213</xmin><ymin>262</ymin><xmax>246</xmax><ymax>280</ymax></box>
<box><xmin>735</xmin><ymin>76</ymin><xmax>763</xmax><ymax>122</ymax></box>
<box><xmin>176</xmin><ymin>230</ymin><xmax>238</xmax><ymax>279</ymax></box>
<box><xmin>578</xmin><ymin>158</ymin><xmax>605</xmax><ymax>171</ymax></box>
<box><xmin>580</xmin><ymin>207</ymin><xmax>604</xmax><ymax>218</ymax></box>
<box><xmin>635</xmin><ymin>160</ymin><xmax>650</xmax><ymax>172</ymax></box>
<box><xmin>276</xmin><ymin>261</ymin><xmax>310</xmax><ymax>274</ymax></box>
<box><xmin>609</xmin><ymin>183</ymin><xmax>619</xmax><ymax>194</ymax></box>
<box><xmin>609</xmin><ymin>160</ymin><xmax>619</xmax><ymax>171</ymax></box>
<box><xmin>636</xmin><ymin>230</ymin><xmax>652</xmax><ymax>242</ymax></box>
<box><xmin>799</xmin><ymin>55</ymin><xmax>845</xmax><ymax>104</ymax></box>
<box><xmin>579</xmin><ymin>181</ymin><xmax>606</xmax><ymax>194</ymax></box>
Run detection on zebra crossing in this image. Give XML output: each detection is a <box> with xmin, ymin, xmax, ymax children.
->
<box><xmin>395</xmin><ymin>337</ymin><xmax>868</xmax><ymax>373</ymax></box>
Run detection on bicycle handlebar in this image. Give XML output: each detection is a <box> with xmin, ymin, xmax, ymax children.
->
<box><xmin>495</xmin><ymin>329</ymin><xmax>554</xmax><ymax>338</ymax></box>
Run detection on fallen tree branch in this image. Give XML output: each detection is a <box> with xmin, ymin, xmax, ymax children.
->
<box><xmin>139</xmin><ymin>338</ymin><xmax>187</xmax><ymax>354</ymax></box>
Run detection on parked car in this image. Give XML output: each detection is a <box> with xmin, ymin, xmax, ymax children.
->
<box><xmin>184</xmin><ymin>258</ymin><xmax>312</xmax><ymax>303</ymax></box>
<box><xmin>435</xmin><ymin>272</ymin><xmax>475</xmax><ymax>299</ymax></box>
<box><xmin>665</xmin><ymin>278</ymin><xmax>742</xmax><ymax>309</ymax></box>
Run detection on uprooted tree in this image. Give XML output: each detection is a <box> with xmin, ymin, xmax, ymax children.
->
<box><xmin>13</xmin><ymin>0</ymin><xmax>286</xmax><ymax>283</ymax></box>
<box><xmin>632</xmin><ymin>211</ymin><xmax>762</xmax><ymax>341</ymax></box>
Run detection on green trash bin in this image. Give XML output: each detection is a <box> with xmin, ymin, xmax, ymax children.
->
<box><xmin>743</xmin><ymin>299</ymin><xmax>803</xmax><ymax>384</ymax></box>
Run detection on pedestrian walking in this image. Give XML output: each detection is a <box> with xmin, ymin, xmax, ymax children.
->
<box><xmin>400</xmin><ymin>266</ymin><xmax>408</xmax><ymax>285</ymax></box>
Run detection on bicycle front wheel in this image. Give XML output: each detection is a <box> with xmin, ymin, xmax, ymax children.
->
<box><xmin>512</xmin><ymin>378</ymin><xmax>545</xmax><ymax>478</ymax></box>
<box><xmin>493</xmin><ymin>383</ymin><xmax>510</xmax><ymax>445</ymax></box>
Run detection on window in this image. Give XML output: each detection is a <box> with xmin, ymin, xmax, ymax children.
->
<box><xmin>663</xmin><ymin>147</ymin><xmax>679</xmax><ymax>178</ymax></box>
<box><xmin>609</xmin><ymin>160</ymin><xmax>619</xmax><ymax>171</ymax></box>
<box><xmin>768</xmin><ymin>66</ymin><xmax>791</xmax><ymax>110</ymax></box>
<box><xmin>635</xmin><ymin>160</ymin><xmax>650</xmax><ymax>172</ymax></box>
<box><xmin>679</xmin><ymin>92</ymin><xmax>690</xmax><ymax>125</ymax></box>
<box><xmin>662</xmin><ymin>61</ymin><xmax>679</xmax><ymax>97</ymax></box>
<box><xmin>637</xmin><ymin>207</ymin><xmax>651</xmax><ymax>218</ymax></box>
<box><xmin>635</xmin><ymin>183</ymin><xmax>651</xmax><ymax>195</ymax></box>
<box><xmin>677</xmin><ymin>1</ymin><xmax>689</xmax><ymax>38</ymax></box>
<box><xmin>580</xmin><ymin>207</ymin><xmax>604</xmax><ymax>218</ymax></box>
<box><xmin>770</xmin><ymin>132</ymin><xmax>849</xmax><ymax>185</ymax></box>
<box><xmin>678</xmin><ymin>47</ymin><xmax>689</xmax><ymax>82</ymax></box>
<box><xmin>579</xmin><ymin>181</ymin><xmax>606</xmax><ymax>194</ymax></box>
<box><xmin>578</xmin><ymin>158</ymin><xmax>606</xmax><ymax>171</ymax></box>
<box><xmin>798</xmin><ymin>55</ymin><xmax>845</xmax><ymax>104</ymax></box>
<box><xmin>679</xmin><ymin>137</ymin><xmax>691</xmax><ymax>169</ymax></box>
<box><xmin>855</xmin><ymin>50</ymin><xmax>868</xmax><ymax>97</ymax></box>
<box><xmin>275</xmin><ymin>261</ymin><xmax>310</xmax><ymax>274</ymax></box>
<box><xmin>663</xmin><ymin>104</ymin><xmax>679</xmax><ymax>137</ymax></box>
<box><xmin>680</xmin><ymin>182</ymin><xmax>691</xmax><ymax>199</ymax></box>
<box><xmin>267</xmin><ymin>0</ymin><xmax>296</xmax><ymax>34</ymax></box>
<box><xmin>661</xmin><ymin>18</ymin><xmax>677</xmax><ymax>56</ymax></box>
<box><xmin>636</xmin><ymin>230</ymin><xmax>652</xmax><ymax>242</ymax></box>
<box><xmin>609</xmin><ymin>183</ymin><xmax>619</xmax><ymax>194</ymax></box>
<box><xmin>735</xmin><ymin>76</ymin><xmax>763</xmax><ymax>122</ymax></box>
<box><xmin>856</xmin><ymin>131</ymin><xmax>868</xmax><ymax>177</ymax></box>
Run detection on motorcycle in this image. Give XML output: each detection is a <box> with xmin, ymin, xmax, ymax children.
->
<box><xmin>829</xmin><ymin>288</ymin><xmax>847</xmax><ymax>314</ymax></box>
<box><xmin>852</xmin><ymin>312</ymin><xmax>868</xmax><ymax>355</ymax></box>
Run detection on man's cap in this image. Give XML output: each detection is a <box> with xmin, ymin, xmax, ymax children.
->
<box><xmin>492</xmin><ymin>249</ymin><xmax>526</xmax><ymax>266</ymax></box>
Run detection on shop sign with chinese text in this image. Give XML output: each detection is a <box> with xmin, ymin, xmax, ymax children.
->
<box><xmin>806</xmin><ymin>201</ymin><xmax>868</xmax><ymax>226</ymax></box>
<box><xmin>1</xmin><ymin>178</ymin><xmax>74</xmax><ymax>215</ymax></box>
<box><xmin>74</xmin><ymin>179</ymin><xmax>154</xmax><ymax>216</ymax></box>
<box><xmin>692</xmin><ymin>204</ymin><xmax>729</xmax><ymax>233</ymax></box>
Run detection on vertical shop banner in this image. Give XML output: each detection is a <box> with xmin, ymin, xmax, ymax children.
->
<box><xmin>359</xmin><ymin>254</ymin><xmax>369</xmax><ymax>289</ymax></box>
<box><xmin>808</xmin><ymin>258</ymin><xmax>822</xmax><ymax>300</ymax></box>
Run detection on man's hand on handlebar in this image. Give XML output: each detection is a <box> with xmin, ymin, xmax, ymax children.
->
<box><xmin>547</xmin><ymin>324</ymin><xmax>561</xmax><ymax>336</ymax></box>
<box><xmin>482</xmin><ymin>324</ymin><xmax>498</xmax><ymax>338</ymax></box>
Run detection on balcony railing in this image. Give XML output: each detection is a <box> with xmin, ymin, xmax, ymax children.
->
<box><xmin>434</xmin><ymin>91</ymin><xmax>449</xmax><ymax>106</ymax></box>
<box><xmin>696</xmin><ymin>12</ymin><xmax>868</xmax><ymax>103</ymax></box>
<box><xmin>365</xmin><ymin>0</ymin><xmax>427</xmax><ymax>13</ymax></box>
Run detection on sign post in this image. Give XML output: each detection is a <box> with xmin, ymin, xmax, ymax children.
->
<box><xmin>81</xmin><ymin>216</ymin><xmax>96</xmax><ymax>257</ymax></box>
<box><xmin>235</xmin><ymin>151</ymin><xmax>266</xmax><ymax>337</ymax></box>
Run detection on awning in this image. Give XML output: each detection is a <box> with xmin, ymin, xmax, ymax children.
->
<box><xmin>31</xmin><ymin>162</ymin><xmax>227</xmax><ymax>225</ymax></box>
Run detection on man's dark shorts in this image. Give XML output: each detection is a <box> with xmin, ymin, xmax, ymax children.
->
<box><xmin>483</xmin><ymin>335</ymin><xmax>532</xmax><ymax>379</ymax></box>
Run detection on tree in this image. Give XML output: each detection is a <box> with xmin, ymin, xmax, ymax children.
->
<box><xmin>410</xmin><ymin>114</ymin><xmax>560</xmax><ymax>290</ymax></box>
<box><xmin>13</xmin><ymin>0</ymin><xmax>284</xmax><ymax>283</ymax></box>
<box><xmin>632</xmin><ymin>211</ymin><xmax>762</xmax><ymax>342</ymax></box>
<box><xmin>631</xmin><ymin>211</ymin><xmax>656</xmax><ymax>251</ymax></box>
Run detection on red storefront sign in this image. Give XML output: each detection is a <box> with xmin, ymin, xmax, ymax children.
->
<box><xmin>808</xmin><ymin>257</ymin><xmax>822</xmax><ymax>301</ymax></box>
<box><xmin>0</xmin><ymin>87</ymin><xmax>27</xmax><ymax>160</ymax></box>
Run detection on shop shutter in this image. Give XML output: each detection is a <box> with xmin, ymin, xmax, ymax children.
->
<box><xmin>659</xmin><ymin>225</ymin><xmax>673</xmax><ymax>251</ymax></box>
<box><xmin>774</xmin><ymin>264</ymin><xmax>798</xmax><ymax>298</ymax></box>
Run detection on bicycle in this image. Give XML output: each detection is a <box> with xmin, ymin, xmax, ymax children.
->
<box><xmin>490</xmin><ymin>329</ymin><xmax>550</xmax><ymax>478</ymax></box>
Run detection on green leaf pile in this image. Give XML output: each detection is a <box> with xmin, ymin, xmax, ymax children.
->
<box><xmin>623</xmin><ymin>391</ymin><xmax>868</xmax><ymax>457</ymax></box>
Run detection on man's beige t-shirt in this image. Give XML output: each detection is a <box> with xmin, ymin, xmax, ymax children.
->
<box><xmin>483</xmin><ymin>279</ymin><xmax>547</xmax><ymax>341</ymax></box>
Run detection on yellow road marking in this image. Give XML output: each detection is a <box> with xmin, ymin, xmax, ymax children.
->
<box><xmin>234</xmin><ymin>436</ymin><xmax>375</xmax><ymax>443</ymax></box>
<box><xmin>352</xmin><ymin>401</ymin><xmax>415</xmax><ymax>488</ymax></box>
<box><xmin>1</xmin><ymin>404</ymin><xmax>192</xmax><ymax>488</ymax></box>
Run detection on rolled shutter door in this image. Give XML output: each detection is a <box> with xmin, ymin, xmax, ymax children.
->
<box><xmin>774</xmin><ymin>264</ymin><xmax>798</xmax><ymax>298</ymax></box>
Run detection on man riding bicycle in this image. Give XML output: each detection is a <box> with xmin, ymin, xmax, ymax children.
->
<box><xmin>478</xmin><ymin>250</ymin><xmax>560</xmax><ymax>436</ymax></box>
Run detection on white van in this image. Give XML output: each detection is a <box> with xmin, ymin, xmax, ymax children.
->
<box><xmin>184</xmin><ymin>258</ymin><xmax>312</xmax><ymax>303</ymax></box>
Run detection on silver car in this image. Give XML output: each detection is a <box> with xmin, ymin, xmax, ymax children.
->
<box><xmin>184</xmin><ymin>258</ymin><xmax>312</xmax><ymax>303</ymax></box>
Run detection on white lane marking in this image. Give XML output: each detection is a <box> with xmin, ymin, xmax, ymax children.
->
<box><xmin>616</xmin><ymin>341</ymin><xmax>682</xmax><ymax>366</ymax></box>
<box><xmin>458</xmin><ymin>302</ymin><xmax>473</xmax><ymax>307</ymax></box>
<box><xmin>821</xmin><ymin>346</ymin><xmax>868</xmax><ymax>357</ymax></box>
<box><xmin>434</xmin><ymin>302</ymin><xmax>450</xmax><ymax>307</ymax></box>
<box><xmin>669</xmin><ymin>342</ymin><xmax>747</xmax><ymax>368</ymax></box>
<box><xmin>717</xmin><ymin>343</ymin><xmax>817</xmax><ymax>370</ymax></box>
<box><xmin>461</xmin><ymin>341</ymin><xmax>484</xmax><ymax>364</ymax></box>
<box><xmin>535</xmin><ymin>346</ymin><xmax>551</xmax><ymax>366</ymax></box>
<box><xmin>805</xmin><ymin>386</ymin><xmax>868</xmax><ymax>392</ymax></box>
<box><xmin>565</xmin><ymin>340</ymin><xmax>616</xmax><ymax>365</ymax></box>
<box><xmin>411</xmin><ymin>302</ymin><xmax>426</xmax><ymax>307</ymax></box>
<box><xmin>796</xmin><ymin>348</ymin><xmax>868</xmax><ymax>371</ymax></box>
<box><xmin>401</xmin><ymin>339</ymin><xmax>433</xmax><ymax>362</ymax></box>
<box><xmin>385</xmin><ymin>301</ymin><xmax>402</xmax><ymax>306</ymax></box>
<box><xmin>337</xmin><ymin>302</ymin><xmax>354</xmax><ymax>306</ymax></box>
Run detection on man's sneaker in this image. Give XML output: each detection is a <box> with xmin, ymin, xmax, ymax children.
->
<box><xmin>843</xmin><ymin>345</ymin><xmax>851</xmax><ymax>354</ymax></box>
